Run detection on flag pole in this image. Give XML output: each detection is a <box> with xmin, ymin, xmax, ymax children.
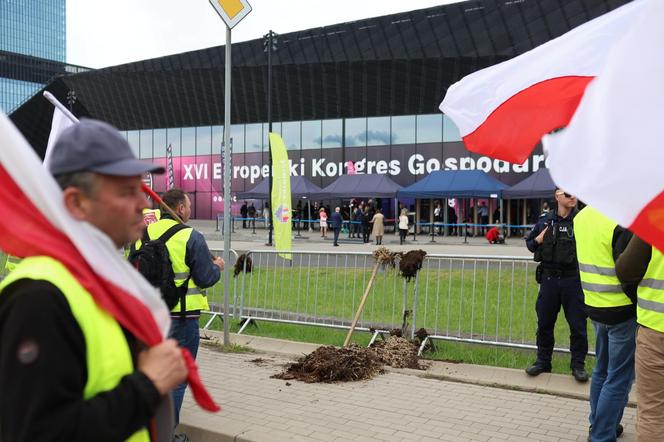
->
<box><xmin>42</xmin><ymin>91</ymin><xmax>182</xmax><ymax>223</ymax></box>
<box><xmin>43</xmin><ymin>91</ymin><xmax>79</xmax><ymax>124</ymax></box>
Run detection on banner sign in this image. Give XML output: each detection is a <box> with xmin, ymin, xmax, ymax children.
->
<box><xmin>269</xmin><ymin>133</ymin><xmax>292</xmax><ymax>260</ymax></box>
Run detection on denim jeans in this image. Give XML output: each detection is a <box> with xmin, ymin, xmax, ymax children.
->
<box><xmin>168</xmin><ymin>318</ymin><xmax>200</xmax><ymax>426</ymax></box>
<box><xmin>589</xmin><ymin>318</ymin><xmax>636</xmax><ymax>442</ymax></box>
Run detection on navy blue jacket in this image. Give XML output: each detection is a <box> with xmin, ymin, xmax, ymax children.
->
<box><xmin>330</xmin><ymin>212</ymin><xmax>343</xmax><ymax>229</ymax></box>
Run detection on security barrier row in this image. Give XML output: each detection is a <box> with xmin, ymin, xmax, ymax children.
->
<box><xmin>205</xmin><ymin>249</ymin><xmax>587</xmax><ymax>356</ymax></box>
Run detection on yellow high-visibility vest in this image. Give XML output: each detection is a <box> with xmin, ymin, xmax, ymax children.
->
<box><xmin>0</xmin><ymin>256</ymin><xmax>151</xmax><ymax>442</ymax></box>
<box><xmin>637</xmin><ymin>248</ymin><xmax>664</xmax><ymax>332</ymax></box>
<box><xmin>574</xmin><ymin>206</ymin><xmax>631</xmax><ymax>308</ymax></box>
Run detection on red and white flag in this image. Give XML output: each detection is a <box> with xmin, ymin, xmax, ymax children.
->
<box><xmin>439</xmin><ymin>0</ymin><xmax>644</xmax><ymax>164</ymax></box>
<box><xmin>544</xmin><ymin>0</ymin><xmax>664</xmax><ymax>253</ymax></box>
<box><xmin>0</xmin><ymin>112</ymin><xmax>219</xmax><ymax>412</ymax></box>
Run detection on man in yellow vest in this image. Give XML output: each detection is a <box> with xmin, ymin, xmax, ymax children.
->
<box><xmin>575</xmin><ymin>206</ymin><xmax>635</xmax><ymax>442</ymax></box>
<box><xmin>139</xmin><ymin>188</ymin><xmax>223</xmax><ymax>438</ymax></box>
<box><xmin>616</xmin><ymin>234</ymin><xmax>664</xmax><ymax>441</ymax></box>
<box><xmin>0</xmin><ymin>119</ymin><xmax>187</xmax><ymax>441</ymax></box>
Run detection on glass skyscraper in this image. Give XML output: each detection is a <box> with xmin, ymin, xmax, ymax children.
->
<box><xmin>0</xmin><ymin>0</ymin><xmax>67</xmax><ymax>113</ymax></box>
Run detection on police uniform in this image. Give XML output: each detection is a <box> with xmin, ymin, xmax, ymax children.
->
<box><xmin>525</xmin><ymin>208</ymin><xmax>588</xmax><ymax>379</ymax></box>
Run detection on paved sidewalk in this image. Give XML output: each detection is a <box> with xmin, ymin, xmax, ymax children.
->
<box><xmin>179</xmin><ymin>334</ymin><xmax>636</xmax><ymax>442</ymax></box>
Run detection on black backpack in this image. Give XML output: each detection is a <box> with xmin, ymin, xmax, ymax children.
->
<box><xmin>128</xmin><ymin>224</ymin><xmax>191</xmax><ymax>311</ymax></box>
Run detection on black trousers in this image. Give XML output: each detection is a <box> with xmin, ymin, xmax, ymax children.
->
<box><xmin>362</xmin><ymin>224</ymin><xmax>370</xmax><ymax>243</ymax></box>
<box><xmin>535</xmin><ymin>275</ymin><xmax>588</xmax><ymax>368</ymax></box>
<box><xmin>333</xmin><ymin>227</ymin><xmax>340</xmax><ymax>245</ymax></box>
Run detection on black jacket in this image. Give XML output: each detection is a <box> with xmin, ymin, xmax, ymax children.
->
<box><xmin>0</xmin><ymin>279</ymin><xmax>161</xmax><ymax>441</ymax></box>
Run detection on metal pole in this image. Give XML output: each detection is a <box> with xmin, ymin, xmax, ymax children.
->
<box><xmin>222</xmin><ymin>26</ymin><xmax>232</xmax><ymax>346</ymax></box>
<box><xmin>266</xmin><ymin>30</ymin><xmax>274</xmax><ymax>246</ymax></box>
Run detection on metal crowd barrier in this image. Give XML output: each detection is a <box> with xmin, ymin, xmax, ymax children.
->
<box><xmin>204</xmin><ymin>249</ymin><xmax>240</xmax><ymax>328</ymax></box>
<box><xmin>227</xmin><ymin>250</ymin><xmax>587</xmax><ymax>355</ymax></box>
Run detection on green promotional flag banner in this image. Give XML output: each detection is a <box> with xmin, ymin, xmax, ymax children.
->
<box><xmin>269</xmin><ymin>133</ymin><xmax>292</xmax><ymax>260</ymax></box>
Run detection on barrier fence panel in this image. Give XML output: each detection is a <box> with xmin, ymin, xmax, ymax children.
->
<box><xmin>233</xmin><ymin>251</ymin><xmax>594</xmax><ymax>354</ymax></box>
<box><xmin>233</xmin><ymin>250</ymin><xmax>407</xmax><ymax>335</ymax></box>
<box><xmin>204</xmin><ymin>249</ymin><xmax>239</xmax><ymax>328</ymax></box>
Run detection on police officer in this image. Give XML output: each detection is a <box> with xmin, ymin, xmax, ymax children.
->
<box><xmin>525</xmin><ymin>189</ymin><xmax>588</xmax><ymax>382</ymax></box>
<box><xmin>575</xmin><ymin>206</ymin><xmax>634</xmax><ymax>441</ymax></box>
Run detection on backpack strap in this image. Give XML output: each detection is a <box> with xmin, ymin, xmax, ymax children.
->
<box><xmin>157</xmin><ymin>223</ymin><xmax>192</xmax><ymax>318</ymax></box>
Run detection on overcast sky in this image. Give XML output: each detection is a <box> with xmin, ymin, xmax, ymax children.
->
<box><xmin>67</xmin><ymin>0</ymin><xmax>458</xmax><ymax>69</ymax></box>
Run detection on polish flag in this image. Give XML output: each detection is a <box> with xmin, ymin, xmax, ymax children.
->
<box><xmin>544</xmin><ymin>0</ymin><xmax>664</xmax><ymax>253</ymax></box>
<box><xmin>439</xmin><ymin>0</ymin><xmax>645</xmax><ymax>164</ymax></box>
<box><xmin>0</xmin><ymin>112</ymin><xmax>219</xmax><ymax>412</ymax></box>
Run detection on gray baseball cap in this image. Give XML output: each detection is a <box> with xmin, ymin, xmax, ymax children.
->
<box><xmin>49</xmin><ymin>119</ymin><xmax>165</xmax><ymax>176</ymax></box>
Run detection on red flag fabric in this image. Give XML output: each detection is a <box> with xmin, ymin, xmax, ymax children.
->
<box><xmin>0</xmin><ymin>113</ymin><xmax>219</xmax><ymax>412</ymax></box>
<box><xmin>439</xmin><ymin>0</ymin><xmax>644</xmax><ymax>165</ymax></box>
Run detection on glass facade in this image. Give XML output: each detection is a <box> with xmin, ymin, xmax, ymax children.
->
<box><xmin>0</xmin><ymin>0</ymin><xmax>67</xmax><ymax>113</ymax></box>
<box><xmin>131</xmin><ymin>113</ymin><xmax>457</xmax><ymax>157</ymax></box>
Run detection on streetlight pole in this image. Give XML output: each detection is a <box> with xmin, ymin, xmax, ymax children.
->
<box><xmin>264</xmin><ymin>30</ymin><xmax>277</xmax><ymax>246</ymax></box>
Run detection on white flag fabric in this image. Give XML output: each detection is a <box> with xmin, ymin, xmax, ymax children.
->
<box><xmin>439</xmin><ymin>0</ymin><xmax>644</xmax><ymax>164</ymax></box>
<box><xmin>544</xmin><ymin>0</ymin><xmax>664</xmax><ymax>253</ymax></box>
<box><xmin>43</xmin><ymin>105</ymin><xmax>76</xmax><ymax>170</ymax></box>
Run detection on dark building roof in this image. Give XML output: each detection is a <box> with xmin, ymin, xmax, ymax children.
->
<box><xmin>11</xmin><ymin>0</ymin><xmax>630</xmax><ymax>157</ymax></box>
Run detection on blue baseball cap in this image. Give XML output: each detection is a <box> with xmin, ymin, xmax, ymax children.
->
<box><xmin>49</xmin><ymin>119</ymin><xmax>164</xmax><ymax>176</ymax></box>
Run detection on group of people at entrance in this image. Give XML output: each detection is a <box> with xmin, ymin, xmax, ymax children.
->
<box><xmin>320</xmin><ymin>200</ymin><xmax>387</xmax><ymax>246</ymax></box>
<box><xmin>526</xmin><ymin>188</ymin><xmax>663</xmax><ymax>441</ymax></box>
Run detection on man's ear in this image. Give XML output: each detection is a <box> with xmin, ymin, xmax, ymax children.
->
<box><xmin>62</xmin><ymin>187</ymin><xmax>91</xmax><ymax>221</ymax></box>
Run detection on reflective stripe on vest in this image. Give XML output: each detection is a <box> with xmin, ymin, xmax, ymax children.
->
<box><xmin>638</xmin><ymin>248</ymin><xmax>664</xmax><ymax>332</ymax></box>
<box><xmin>574</xmin><ymin>206</ymin><xmax>631</xmax><ymax>308</ymax></box>
<box><xmin>144</xmin><ymin>219</ymin><xmax>209</xmax><ymax>313</ymax></box>
<box><xmin>4</xmin><ymin>254</ymin><xmax>21</xmax><ymax>273</ymax></box>
<box><xmin>0</xmin><ymin>257</ymin><xmax>150</xmax><ymax>442</ymax></box>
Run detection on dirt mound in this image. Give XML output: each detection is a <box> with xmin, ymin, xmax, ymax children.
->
<box><xmin>272</xmin><ymin>345</ymin><xmax>384</xmax><ymax>383</ymax></box>
<box><xmin>399</xmin><ymin>250</ymin><xmax>427</xmax><ymax>281</ymax></box>
<box><xmin>233</xmin><ymin>253</ymin><xmax>253</xmax><ymax>277</ymax></box>
<box><xmin>372</xmin><ymin>336</ymin><xmax>422</xmax><ymax>369</ymax></box>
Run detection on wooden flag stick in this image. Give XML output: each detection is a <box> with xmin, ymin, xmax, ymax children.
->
<box><xmin>141</xmin><ymin>183</ymin><xmax>184</xmax><ymax>224</ymax></box>
<box><xmin>344</xmin><ymin>262</ymin><xmax>380</xmax><ymax>347</ymax></box>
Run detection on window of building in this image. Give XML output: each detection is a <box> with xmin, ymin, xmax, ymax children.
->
<box><xmin>212</xmin><ymin>125</ymin><xmax>224</xmax><ymax>154</ymax></box>
<box><xmin>367</xmin><ymin>116</ymin><xmax>390</xmax><ymax>146</ymax></box>
<box><xmin>281</xmin><ymin>121</ymin><xmax>301</xmax><ymax>150</ymax></box>
<box><xmin>443</xmin><ymin>114</ymin><xmax>462</xmax><ymax>142</ymax></box>
<box><xmin>345</xmin><ymin>118</ymin><xmax>366</xmax><ymax>147</ymax></box>
<box><xmin>181</xmin><ymin>127</ymin><xmax>196</xmax><ymax>156</ymax></box>
<box><xmin>127</xmin><ymin>131</ymin><xmax>140</xmax><ymax>158</ymax></box>
<box><xmin>166</xmin><ymin>127</ymin><xmax>181</xmax><ymax>157</ymax></box>
<box><xmin>301</xmin><ymin>120</ymin><xmax>322</xmax><ymax>150</ymax></box>
<box><xmin>391</xmin><ymin>115</ymin><xmax>416</xmax><ymax>145</ymax></box>
<box><xmin>416</xmin><ymin>114</ymin><xmax>443</xmax><ymax>143</ymax></box>
<box><xmin>231</xmin><ymin>124</ymin><xmax>245</xmax><ymax>153</ymax></box>
<box><xmin>322</xmin><ymin>119</ymin><xmax>342</xmax><ymax>149</ymax></box>
<box><xmin>153</xmin><ymin>129</ymin><xmax>167</xmax><ymax>158</ymax></box>
<box><xmin>196</xmin><ymin>126</ymin><xmax>212</xmax><ymax>156</ymax></box>
<box><xmin>245</xmin><ymin>123</ymin><xmax>263</xmax><ymax>152</ymax></box>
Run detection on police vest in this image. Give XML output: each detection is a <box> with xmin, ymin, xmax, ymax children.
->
<box><xmin>0</xmin><ymin>257</ymin><xmax>150</xmax><ymax>442</ymax></box>
<box><xmin>637</xmin><ymin>248</ymin><xmax>664</xmax><ymax>332</ymax></box>
<box><xmin>574</xmin><ymin>207</ymin><xmax>631</xmax><ymax>308</ymax></box>
<box><xmin>536</xmin><ymin>214</ymin><xmax>577</xmax><ymax>267</ymax></box>
<box><xmin>137</xmin><ymin>219</ymin><xmax>209</xmax><ymax>313</ymax></box>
